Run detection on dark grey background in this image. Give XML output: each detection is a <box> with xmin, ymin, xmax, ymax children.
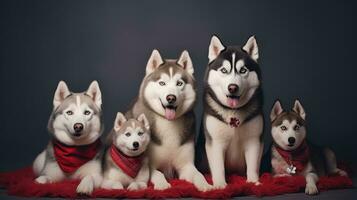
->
<box><xmin>0</xmin><ymin>0</ymin><xmax>356</xmax><ymax>172</ymax></box>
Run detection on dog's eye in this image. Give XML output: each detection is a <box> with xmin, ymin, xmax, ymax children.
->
<box><xmin>66</xmin><ymin>111</ymin><xmax>73</xmax><ymax>115</ymax></box>
<box><xmin>239</xmin><ymin>67</ymin><xmax>248</xmax><ymax>74</ymax></box>
<box><xmin>280</xmin><ymin>126</ymin><xmax>287</xmax><ymax>131</ymax></box>
<box><xmin>84</xmin><ymin>110</ymin><xmax>91</xmax><ymax>115</ymax></box>
<box><xmin>159</xmin><ymin>81</ymin><xmax>166</xmax><ymax>86</ymax></box>
<box><xmin>220</xmin><ymin>68</ymin><xmax>228</xmax><ymax>74</ymax></box>
<box><xmin>294</xmin><ymin>125</ymin><xmax>300</xmax><ymax>130</ymax></box>
<box><xmin>176</xmin><ymin>81</ymin><xmax>183</xmax><ymax>86</ymax></box>
<box><xmin>125</xmin><ymin>132</ymin><xmax>131</xmax><ymax>137</ymax></box>
<box><xmin>138</xmin><ymin>132</ymin><xmax>143</xmax><ymax>136</ymax></box>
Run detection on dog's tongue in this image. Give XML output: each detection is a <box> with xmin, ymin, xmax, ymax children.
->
<box><xmin>165</xmin><ymin>108</ymin><xmax>176</xmax><ymax>120</ymax></box>
<box><xmin>227</xmin><ymin>97</ymin><xmax>239</xmax><ymax>108</ymax></box>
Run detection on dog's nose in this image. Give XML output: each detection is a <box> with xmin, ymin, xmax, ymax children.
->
<box><xmin>133</xmin><ymin>141</ymin><xmax>139</xmax><ymax>148</ymax></box>
<box><xmin>288</xmin><ymin>137</ymin><xmax>296</xmax><ymax>144</ymax></box>
<box><xmin>166</xmin><ymin>95</ymin><xmax>176</xmax><ymax>104</ymax></box>
<box><xmin>73</xmin><ymin>123</ymin><xmax>84</xmax><ymax>133</ymax></box>
<box><xmin>228</xmin><ymin>84</ymin><xmax>239</xmax><ymax>94</ymax></box>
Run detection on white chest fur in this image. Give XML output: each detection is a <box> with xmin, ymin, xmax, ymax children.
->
<box><xmin>205</xmin><ymin>114</ymin><xmax>263</xmax><ymax>172</ymax></box>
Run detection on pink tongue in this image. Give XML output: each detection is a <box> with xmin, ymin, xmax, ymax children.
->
<box><xmin>165</xmin><ymin>108</ymin><xmax>176</xmax><ymax>120</ymax></box>
<box><xmin>227</xmin><ymin>97</ymin><xmax>239</xmax><ymax>108</ymax></box>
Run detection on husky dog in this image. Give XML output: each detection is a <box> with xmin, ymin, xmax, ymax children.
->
<box><xmin>101</xmin><ymin>112</ymin><xmax>150</xmax><ymax>190</ymax></box>
<box><xmin>126</xmin><ymin>49</ymin><xmax>211</xmax><ymax>191</ymax></box>
<box><xmin>195</xmin><ymin>35</ymin><xmax>264</xmax><ymax>188</ymax></box>
<box><xmin>269</xmin><ymin>100</ymin><xmax>348</xmax><ymax>195</ymax></box>
<box><xmin>33</xmin><ymin>81</ymin><xmax>104</xmax><ymax>195</ymax></box>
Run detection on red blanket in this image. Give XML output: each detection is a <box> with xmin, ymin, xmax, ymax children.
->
<box><xmin>0</xmin><ymin>167</ymin><xmax>353</xmax><ymax>198</ymax></box>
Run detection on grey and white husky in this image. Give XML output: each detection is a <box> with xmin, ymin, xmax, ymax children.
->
<box><xmin>32</xmin><ymin>81</ymin><xmax>104</xmax><ymax>195</ymax></box>
<box><xmin>269</xmin><ymin>100</ymin><xmax>347</xmax><ymax>195</ymax></box>
<box><xmin>195</xmin><ymin>35</ymin><xmax>264</xmax><ymax>189</ymax></box>
<box><xmin>101</xmin><ymin>112</ymin><xmax>150</xmax><ymax>190</ymax></box>
<box><xmin>126</xmin><ymin>49</ymin><xmax>211</xmax><ymax>191</ymax></box>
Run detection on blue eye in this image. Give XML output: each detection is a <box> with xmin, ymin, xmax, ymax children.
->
<box><xmin>281</xmin><ymin>126</ymin><xmax>287</xmax><ymax>131</ymax></box>
<box><xmin>84</xmin><ymin>110</ymin><xmax>91</xmax><ymax>115</ymax></box>
<box><xmin>125</xmin><ymin>132</ymin><xmax>131</xmax><ymax>137</ymax></box>
<box><xmin>220</xmin><ymin>68</ymin><xmax>228</xmax><ymax>74</ymax></box>
<box><xmin>159</xmin><ymin>81</ymin><xmax>166</xmax><ymax>86</ymax></box>
<box><xmin>239</xmin><ymin>67</ymin><xmax>248</xmax><ymax>74</ymax></box>
<box><xmin>177</xmin><ymin>81</ymin><xmax>183</xmax><ymax>86</ymax></box>
<box><xmin>66</xmin><ymin>111</ymin><xmax>73</xmax><ymax>115</ymax></box>
<box><xmin>138</xmin><ymin>132</ymin><xmax>144</xmax><ymax>136</ymax></box>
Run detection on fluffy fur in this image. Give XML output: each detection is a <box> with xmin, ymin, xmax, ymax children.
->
<box><xmin>269</xmin><ymin>100</ymin><xmax>348</xmax><ymax>195</ymax></box>
<box><xmin>32</xmin><ymin>81</ymin><xmax>104</xmax><ymax>195</ymax></box>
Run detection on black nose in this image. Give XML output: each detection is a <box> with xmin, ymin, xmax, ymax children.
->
<box><xmin>166</xmin><ymin>95</ymin><xmax>176</xmax><ymax>104</ymax></box>
<box><xmin>73</xmin><ymin>123</ymin><xmax>84</xmax><ymax>133</ymax></box>
<box><xmin>228</xmin><ymin>84</ymin><xmax>239</xmax><ymax>94</ymax></box>
<box><xmin>288</xmin><ymin>137</ymin><xmax>296</xmax><ymax>144</ymax></box>
<box><xmin>133</xmin><ymin>142</ymin><xmax>139</xmax><ymax>148</ymax></box>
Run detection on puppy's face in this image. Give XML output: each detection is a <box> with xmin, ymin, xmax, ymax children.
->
<box><xmin>112</xmin><ymin>113</ymin><xmax>150</xmax><ymax>157</ymax></box>
<box><xmin>270</xmin><ymin>100</ymin><xmax>307</xmax><ymax>151</ymax></box>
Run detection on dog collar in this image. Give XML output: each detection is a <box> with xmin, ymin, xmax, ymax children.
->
<box><xmin>52</xmin><ymin>139</ymin><xmax>101</xmax><ymax>174</ymax></box>
<box><xmin>274</xmin><ymin>141</ymin><xmax>309</xmax><ymax>175</ymax></box>
<box><xmin>110</xmin><ymin>145</ymin><xmax>144</xmax><ymax>178</ymax></box>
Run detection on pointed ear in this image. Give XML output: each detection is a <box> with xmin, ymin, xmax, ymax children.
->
<box><xmin>293</xmin><ymin>99</ymin><xmax>306</xmax><ymax>120</ymax></box>
<box><xmin>208</xmin><ymin>35</ymin><xmax>225</xmax><ymax>62</ymax></box>
<box><xmin>86</xmin><ymin>81</ymin><xmax>102</xmax><ymax>108</ymax></box>
<box><xmin>146</xmin><ymin>49</ymin><xmax>164</xmax><ymax>75</ymax></box>
<box><xmin>114</xmin><ymin>112</ymin><xmax>127</xmax><ymax>132</ymax></box>
<box><xmin>177</xmin><ymin>50</ymin><xmax>194</xmax><ymax>75</ymax></box>
<box><xmin>137</xmin><ymin>113</ymin><xmax>150</xmax><ymax>130</ymax></box>
<box><xmin>53</xmin><ymin>81</ymin><xmax>71</xmax><ymax>109</ymax></box>
<box><xmin>242</xmin><ymin>35</ymin><xmax>259</xmax><ymax>62</ymax></box>
<box><xmin>270</xmin><ymin>100</ymin><xmax>283</xmax><ymax>122</ymax></box>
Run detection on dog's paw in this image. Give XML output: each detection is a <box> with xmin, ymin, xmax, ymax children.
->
<box><xmin>35</xmin><ymin>176</ymin><xmax>51</xmax><ymax>184</ymax></box>
<box><xmin>127</xmin><ymin>182</ymin><xmax>140</xmax><ymax>191</ymax></box>
<box><xmin>305</xmin><ymin>183</ymin><xmax>319</xmax><ymax>195</ymax></box>
<box><xmin>76</xmin><ymin>176</ymin><xmax>94</xmax><ymax>195</ymax></box>
<box><xmin>336</xmin><ymin>169</ymin><xmax>348</xmax><ymax>177</ymax></box>
<box><xmin>136</xmin><ymin>182</ymin><xmax>147</xmax><ymax>190</ymax></box>
<box><xmin>212</xmin><ymin>181</ymin><xmax>227</xmax><ymax>190</ymax></box>
<box><xmin>194</xmin><ymin>178</ymin><xmax>212</xmax><ymax>192</ymax></box>
<box><xmin>153</xmin><ymin>180</ymin><xmax>171</xmax><ymax>190</ymax></box>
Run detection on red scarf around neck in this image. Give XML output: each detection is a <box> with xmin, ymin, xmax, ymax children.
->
<box><xmin>275</xmin><ymin>141</ymin><xmax>310</xmax><ymax>174</ymax></box>
<box><xmin>53</xmin><ymin>139</ymin><xmax>101</xmax><ymax>174</ymax></box>
<box><xmin>110</xmin><ymin>145</ymin><xmax>144</xmax><ymax>178</ymax></box>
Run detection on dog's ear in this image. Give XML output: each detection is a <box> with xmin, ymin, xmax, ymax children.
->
<box><xmin>53</xmin><ymin>81</ymin><xmax>71</xmax><ymax>109</ymax></box>
<box><xmin>114</xmin><ymin>112</ymin><xmax>127</xmax><ymax>132</ymax></box>
<box><xmin>177</xmin><ymin>50</ymin><xmax>194</xmax><ymax>75</ymax></box>
<box><xmin>146</xmin><ymin>49</ymin><xmax>164</xmax><ymax>75</ymax></box>
<box><xmin>208</xmin><ymin>35</ymin><xmax>225</xmax><ymax>62</ymax></box>
<box><xmin>243</xmin><ymin>35</ymin><xmax>259</xmax><ymax>62</ymax></box>
<box><xmin>137</xmin><ymin>113</ymin><xmax>150</xmax><ymax>130</ymax></box>
<box><xmin>86</xmin><ymin>80</ymin><xmax>102</xmax><ymax>108</ymax></box>
<box><xmin>293</xmin><ymin>99</ymin><xmax>306</xmax><ymax>120</ymax></box>
<box><xmin>270</xmin><ymin>100</ymin><xmax>283</xmax><ymax>122</ymax></box>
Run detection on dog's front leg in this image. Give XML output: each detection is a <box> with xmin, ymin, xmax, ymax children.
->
<box><xmin>305</xmin><ymin>172</ymin><xmax>319</xmax><ymax>195</ymax></box>
<box><xmin>177</xmin><ymin>163</ymin><xmax>212</xmax><ymax>192</ymax></box>
<box><xmin>128</xmin><ymin>161</ymin><xmax>150</xmax><ymax>191</ymax></box>
<box><xmin>206</xmin><ymin>141</ymin><xmax>227</xmax><ymax>189</ymax></box>
<box><xmin>151</xmin><ymin>169</ymin><xmax>171</xmax><ymax>190</ymax></box>
<box><xmin>244</xmin><ymin>139</ymin><xmax>263</xmax><ymax>184</ymax></box>
<box><xmin>35</xmin><ymin>162</ymin><xmax>65</xmax><ymax>184</ymax></box>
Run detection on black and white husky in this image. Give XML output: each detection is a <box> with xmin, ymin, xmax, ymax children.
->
<box><xmin>269</xmin><ymin>100</ymin><xmax>348</xmax><ymax>195</ymax></box>
<box><xmin>126</xmin><ymin>50</ymin><xmax>211</xmax><ymax>191</ymax></box>
<box><xmin>196</xmin><ymin>35</ymin><xmax>264</xmax><ymax>188</ymax></box>
<box><xmin>32</xmin><ymin>81</ymin><xmax>104</xmax><ymax>195</ymax></box>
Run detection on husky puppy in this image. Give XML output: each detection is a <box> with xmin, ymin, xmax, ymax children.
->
<box><xmin>195</xmin><ymin>35</ymin><xmax>264</xmax><ymax>188</ymax></box>
<box><xmin>32</xmin><ymin>81</ymin><xmax>104</xmax><ymax>195</ymax></box>
<box><xmin>126</xmin><ymin>50</ymin><xmax>211</xmax><ymax>191</ymax></box>
<box><xmin>269</xmin><ymin>100</ymin><xmax>348</xmax><ymax>195</ymax></box>
<box><xmin>101</xmin><ymin>112</ymin><xmax>150</xmax><ymax>190</ymax></box>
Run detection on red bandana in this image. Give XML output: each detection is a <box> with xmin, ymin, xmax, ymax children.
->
<box><xmin>275</xmin><ymin>141</ymin><xmax>310</xmax><ymax>174</ymax></box>
<box><xmin>110</xmin><ymin>145</ymin><xmax>144</xmax><ymax>178</ymax></box>
<box><xmin>53</xmin><ymin>139</ymin><xmax>101</xmax><ymax>174</ymax></box>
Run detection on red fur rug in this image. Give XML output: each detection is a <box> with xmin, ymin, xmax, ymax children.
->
<box><xmin>0</xmin><ymin>167</ymin><xmax>353</xmax><ymax>198</ymax></box>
